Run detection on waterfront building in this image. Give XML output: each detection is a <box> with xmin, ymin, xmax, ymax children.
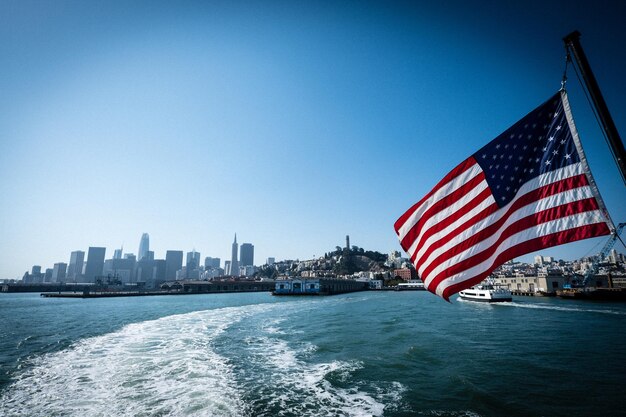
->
<box><xmin>51</xmin><ymin>263</ymin><xmax>67</xmax><ymax>282</ymax></box>
<box><xmin>393</xmin><ymin>268</ymin><xmax>415</xmax><ymax>281</ymax></box>
<box><xmin>267</xmin><ymin>257</ymin><xmax>275</xmax><ymax>266</ymax></box>
<box><xmin>84</xmin><ymin>247</ymin><xmax>106</xmax><ymax>282</ymax></box>
<box><xmin>138</xmin><ymin>233</ymin><xmax>149</xmax><ymax>261</ymax></box>
<box><xmin>230</xmin><ymin>234</ymin><xmax>239</xmax><ymax>276</ymax></box>
<box><xmin>67</xmin><ymin>250</ymin><xmax>85</xmax><ymax>281</ymax></box>
<box><xmin>273</xmin><ymin>278</ymin><xmax>368</xmax><ymax>295</ymax></box>
<box><xmin>240</xmin><ymin>243</ymin><xmax>254</xmax><ymax>266</ymax></box>
<box><xmin>113</xmin><ymin>249</ymin><xmax>122</xmax><ymax>260</ymax></box>
<box><xmin>224</xmin><ymin>261</ymin><xmax>232</xmax><ymax>276</ymax></box>
<box><xmin>165</xmin><ymin>250</ymin><xmax>183</xmax><ymax>281</ymax></box>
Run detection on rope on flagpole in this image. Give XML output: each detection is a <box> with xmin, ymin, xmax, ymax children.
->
<box><xmin>560</xmin><ymin>47</ymin><xmax>570</xmax><ymax>91</ymax></box>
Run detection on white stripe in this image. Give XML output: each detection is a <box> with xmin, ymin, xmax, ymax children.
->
<box><xmin>414</xmin><ymin>163</ymin><xmax>585</xmax><ymax>278</ymax></box>
<box><xmin>408</xmin><ymin>186</ymin><xmax>495</xmax><ymax>265</ymax></box>
<box><xmin>433</xmin><ymin>210</ymin><xmax>606</xmax><ymax>297</ymax></box>
<box><xmin>407</xmin><ymin>163</ymin><xmax>584</xmax><ymax>264</ymax></box>
<box><xmin>396</xmin><ymin>162</ymin><xmax>482</xmax><ymax>241</ymax></box>
<box><xmin>561</xmin><ymin>90</ymin><xmax>615</xmax><ymax>231</ymax></box>
<box><xmin>421</xmin><ymin>184</ymin><xmax>596</xmax><ymax>286</ymax></box>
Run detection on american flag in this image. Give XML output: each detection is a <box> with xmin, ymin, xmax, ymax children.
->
<box><xmin>394</xmin><ymin>91</ymin><xmax>613</xmax><ymax>300</ymax></box>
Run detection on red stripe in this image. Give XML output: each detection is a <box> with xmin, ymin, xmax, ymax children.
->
<box><xmin>438</xmin><ymin>222</ymin><xmax>611</xmax><ymax>301</ymax></box>
<box><xmin>411</xmin><ymin>190</ymin><xmax>497</xmax><ymax>264</ymax></box>
<box><xmin>425</xmin><ymin>197</ymin><xmax>602</xmax><ymax>292</ymax></box>
<box><xmin>394</xmin><ymin>157</ymin><xmax>476</xmax><ymax>235</ymax></box>
<box><xmin>400</xmin><ymin>170</ymin><xmax>486</xmax><ymax>252</ymax></box>
<box><xmin>416</xmin><ymin>173</ymin><xmax>589</xmax><ymax>275</ymax></box>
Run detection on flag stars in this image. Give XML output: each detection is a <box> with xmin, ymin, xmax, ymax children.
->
<box><xmin>560</xmin><ymin>140</ymin><xmax>566</xmax><ymax>145</ymax></box>
<box><xmin>556</xmin><ymin>125</ymin><xmax>562</xmax><ymax>131</ymax></box>
<box><xmin>548</xmin><ymin>136</ymin><xmax>554</xmax><ymax>142</ymax></box>
<box><xmin>565</xmin><ymin>153</ymin><xmax>572</xmax><ymax>159</ymax></box>
<box><xmin>496</xmin><ymin>144</ymin><xmax>501</xmax><ymax>149</ymax></box>
<box><xmin>482</xmin><ymin>154</ymin><xmax>487</xmax><ymax>159</ymax></box>
<box><xmin>545</xmin><ymin>160</ymin><xmax>551</xmax><ymax>166</ymax></box>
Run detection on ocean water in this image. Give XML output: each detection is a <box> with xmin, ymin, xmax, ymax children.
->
<box><xmin>1</xmin><ymin>291</ymin><xmax>625</xmax><ymax>416</ymax></box>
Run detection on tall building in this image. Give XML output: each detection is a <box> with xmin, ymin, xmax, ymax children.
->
<box><xmin>84</xmin><ymin>247</ymin><xmax>106</xmax><ymax>282</ymax></box>
<box><xmin>230</xmin><ymin>234</ymin><xmax>239</xmax><ymax>276</ymax></box>
<box><xmin>165</xmin><ymin>250</ymin><xmax>183</xmax><ymax>281</ymax></box>
<box><xmin>240</xmin><ymin>243</ymin><xmax>254</xmax><ymax>266</ymax></box>
<box><xmin>103</xmin><ymin>257</ymin><xmax>136</xmax><ymax>284</ymax></box>
<box><xmin>267</xmin><ymin>257</ymin><xmax>275</xmax><ymax>266</ymax></box>
<box><xmin>51</xmin><ymin>263</ymin><xmax>67</xmax><ymax>282</ymax></box>
<box><xmin>224</xmin><ymin>260</ymin><xmax>231</xmax><ymax>276</ymax></box>
<box><xmin>186</xmin><ymin>250</ymin><xmax>200</xmax><ymax>270</ymax></box>
<box><xmin>205</xmin><ymin>257</ymin><xmax>221</xmax><ymax>269</ymax></box>
<box><xmin>113</xmin><ymin>248</ymin><xmax>123</xmax><ymax>260</ymax></box>
<box><xmin>67</xmin><ymin>251</ymin><xmax>85</xmax><ymax>281</ymax></box>
<box><xmin>138</xmin><ymin>233</ymin><xmax>149</xmax><ymax>261</ymax></box>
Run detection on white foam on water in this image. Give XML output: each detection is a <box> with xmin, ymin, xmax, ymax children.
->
<box><xmin>0</xmin><ymin>303</ymin><xmax>276</xmax><ymax>417</ymax></box>
<box><xmin>457</xmin><ymin>297</ymin><xmax>626</xmax><ymax>316</ymax></box>
<box><xmin>497</xmin><ymin>301</ymin><xmax>626</xmax><ymax>316</ymax></box>
<box><xmin>237</xmin><ymin>318</ymin><xmax>405</xmax><ymax>417</ymax></box>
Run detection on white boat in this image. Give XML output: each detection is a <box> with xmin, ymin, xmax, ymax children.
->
<box><xmin>459</xmin><ymin>283</ymin><xmax>512</xmax><ymax>302</ymax></box>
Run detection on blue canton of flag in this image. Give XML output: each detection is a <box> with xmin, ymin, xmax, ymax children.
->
<box><xmin>476</xmin><ymin>93</ymin><xmax>580</xmax><ymax>207</ymax></box>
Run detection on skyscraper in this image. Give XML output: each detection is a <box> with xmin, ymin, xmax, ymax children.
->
<box><xmin>204</xmin><ymin>257</ymin><xmax>221</xmax><ymax>269</ymax></box>
<box><xmin>165</xmin><ymin>250</ymin><xmax>183</xmax><ymax>281</ymax></box>
<box><xmin>240</xmin><ymin>243</ymin><xmax>254</xmax><ymax>267</ymax></box>
<box><xmin>138</xmin><ymin>233</ymin><xmax>149</xmax><ymax>261</ymax></box>
<box><xmin>84</xmin><ymin>247</ymin><xmax>106</xmax><ymax>282</ymax></box>
<box><xmin>230</xmin><ymin>234</ymin><xmax>239</xmax><ymax>276</ymax></box>
<box><xmin>186</xmin><ymin>250</ymin><xmax>200</xmax><ymax>270</ymax></box>
<box><xmin>51</xmin><ymin>262</ymin><xmax>67</xmax><ymax>282</ymax></box>
<box><xmin>113</xmin><ymin>248</ymin><xmax>123</xmax><ymax>259</ymax></box>
<box><xmin>67</xmin><ymin>250</ymin><xmax>85</xmax><ymax>281</ymax></box>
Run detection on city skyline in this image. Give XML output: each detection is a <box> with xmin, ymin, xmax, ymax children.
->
<box><xmin>1</xmin><ymin>2</ymin><xmax>625</xmax><ymax>279</ymax></box>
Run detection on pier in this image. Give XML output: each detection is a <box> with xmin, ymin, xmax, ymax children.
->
<box><xmin>273</xmin><ymin>278</ymin><xmax>368</xmax><ymax>296</ymax></box>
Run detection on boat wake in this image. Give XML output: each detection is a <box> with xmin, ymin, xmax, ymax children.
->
<box><xmin>495</xmin><ymin>301</ymin><xmax>626</xmax><ymax>316</ymax></box>
<box><xmin>0</xmin><ymin>298</ymin><xmax>403</xmax><ymax>417</ymax></box>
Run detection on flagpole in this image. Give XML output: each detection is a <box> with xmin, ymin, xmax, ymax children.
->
<box><xmin>563</xmin><ymin>30</ymin><xmax>626</xmax><ymax>186</ymax></box>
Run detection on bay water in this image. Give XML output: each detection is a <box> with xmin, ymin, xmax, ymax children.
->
<box><xmin>1</xmin><ymin>291</ymin><xmax>625</xmax><ymax>416</ymax></box>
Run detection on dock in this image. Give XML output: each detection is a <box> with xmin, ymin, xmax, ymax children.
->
<box><xmin>273</xmin><ymin>278</ymin><xmax>368</xmax><ymax>296</ymax></box>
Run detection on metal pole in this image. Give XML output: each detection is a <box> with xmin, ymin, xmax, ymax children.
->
<box><xmin>563</xmin><ymin>30</ymin><xmax>626</xmax><ymax>186</ymax></box>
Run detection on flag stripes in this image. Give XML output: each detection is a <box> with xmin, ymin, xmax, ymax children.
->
<box><xmin>394</xmin><ymin>91</ymin><xmax>612</xmax><ymax>300</ymax></box>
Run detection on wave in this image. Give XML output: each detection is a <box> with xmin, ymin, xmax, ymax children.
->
<box><xmin>0</xmin><ymin>296</ymin><xmax>403</xmax><ymax>417</ymax></box>
<box><xmin>458</xmin><ymin>297</ymin><xmax>626</xmax><ymax>315</ymax></box>
<box><xmin>0</xmin><ymin>304</ymin><xmax>272</xmax><ymax>417</ymax></box>
<box><xmin>496</xmin><ymin>301</ymin><xmax>626</xmax><ymax>316</ymax></box>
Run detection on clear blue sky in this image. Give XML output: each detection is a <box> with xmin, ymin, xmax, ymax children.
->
<box><xmin>1</xmin><ymin>0</ymin><xmax>625</xmax><ymax>279</ymax></box>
